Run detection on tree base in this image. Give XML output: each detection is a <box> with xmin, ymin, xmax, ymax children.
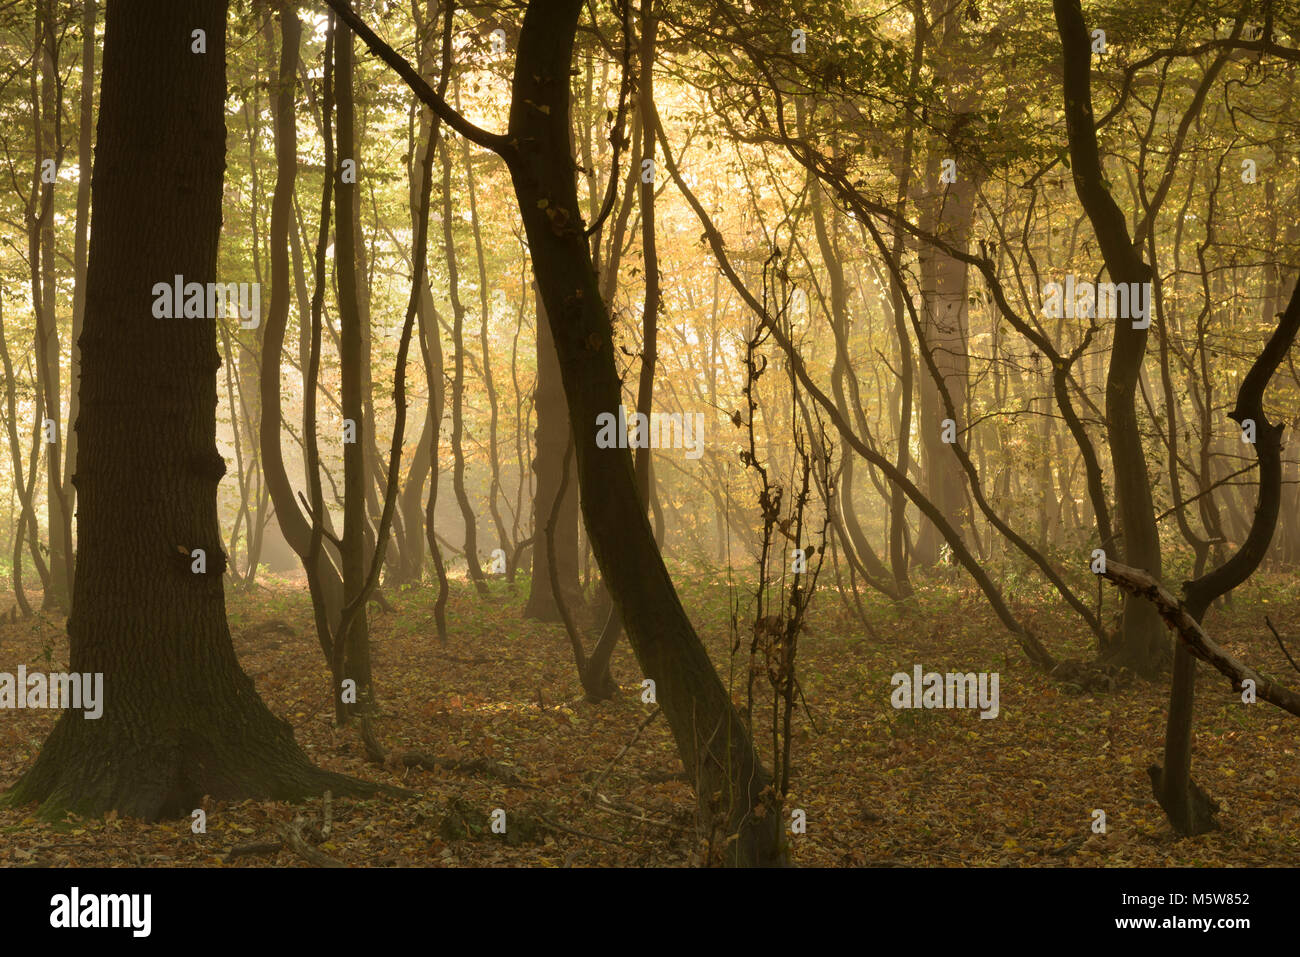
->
<box><xmin>1148</xmin><ymin>764</ymin><xmax>1220</xmax><ymax>836</ymax></box>
<box><xmin>3</xmin><ymin>686</ymin><xmax>398</xmax><ymax>821</ymax></box>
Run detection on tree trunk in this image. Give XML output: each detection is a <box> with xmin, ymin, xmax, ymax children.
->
<box><xmin>523</xmin><ymin>286</ymin><xmax>582</xmax><ymax>620</ymax></box>
<box><xmin>333</xmin><ymin>10</ymin><xmax>373</xmax><ymax>714</ymax></box>
<box><xmin>34</xmin><ymin>0</ymin><xmax>73</xmax><ymax>612</ymax></box>
<box><xmin>440</xmin><ymin>136</ymin><xmax>490</xmax><ymax>596</ymax></box>
<box><xmin>65</xmin><ymin>0</ymin><xmax>97</xmax><ymax>573</ymax></box>
<box><xmin>1055</xmin><ymin>0</ymin><xmax>1165</xmax><ymax>677</ymax></box>
<box><xmin>460</xmin><ymin>89</ymin><xmax>511</xmax><ymax>572</ymax></box>
<box><xmin>260</xmin><ymin>5</ymin><xmax>346</xmax><ymax>664</ymax></box>
<box><xmin>506</xmin><ymin>0</ymin><xmax>784</xmax><ymax>864</ymax></box>
<box><xmin>4</xmin><ymin>0</ymin><xmax>377</xmax><ymax>819</ymax></box>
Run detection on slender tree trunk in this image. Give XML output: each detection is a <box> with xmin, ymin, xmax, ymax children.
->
<box><xmin>439</xmin><ymin>137</ymin><xmax>490</xmax><ymax>596</ymax></box>
<box><xmin>334</xmin><ymin>9</ymin><xmax>374</xmax><ymax>714</ymax></box>
<box><xmin>65</xmin><ymin>0</ymin><xmax>96</xmax><ymax>566</ymax></box>
<box><xmin>1055</xmin><ymin>0</ymin><xmax>1166</xmax><ymax>677</ymax></box>
<box><xmin>523</xmin><ymin>287</ymin><xmax>581</xmax><ymax>620</ymax></box>
<box><xmin>414</xmin><ymin>0</ymin><xmax>451</xmax><ymax>638</ymax></box>
<box><xmin>260</xmin><ymin>5</ymin><xmax>345</xmax><ymax>664</ymax></box>
<box><xmin>460</xmin><ymin>86</ymin><xmax>511</xmax><ymax>571</ymax></box>
<box><xmin>34</xmin><ymin>0</ymin><xmax>72</xmax><ymax>612</ymax></box>
<box><xmin>0</xmin><ymin>292</ymin><xmax>40</xmax><ymax>616</ymax></box>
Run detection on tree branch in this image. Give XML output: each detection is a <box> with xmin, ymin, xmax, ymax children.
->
<box><xmin>1100</xmin><ymin>560</ymin><xmax>1300</xmax><ymax>717</ymax></box>
<box><xmin>321</xmin><ymin>0</ymin><xmax>514</xmax><ymax>157</ymax></box>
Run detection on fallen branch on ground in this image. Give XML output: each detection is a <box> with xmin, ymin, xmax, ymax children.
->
<box><xmin>279</xmin><ymin>816</ymin><xmax>345</xmax><ymax>868</ymax></box>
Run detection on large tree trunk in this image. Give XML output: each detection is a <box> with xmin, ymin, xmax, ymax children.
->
<box><xmin>910</xmin><ymin>2</ymin><xmax>982</xmax><ymax>569</ymax></box>
<box><xmin>325</xmin><ymin>0</ymin><xmax>786</xmax><ymax>868</ymax></box>
<box><xmin>4</xmin><ymin>0</ymin><xmax>375</xmax><ymax>819</ymax></box>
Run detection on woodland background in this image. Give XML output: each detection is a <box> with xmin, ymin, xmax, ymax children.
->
<box><xmin>0</xmin><ymin>0</ymin><xmax>1297</xmax><ymax>866</ymax></box>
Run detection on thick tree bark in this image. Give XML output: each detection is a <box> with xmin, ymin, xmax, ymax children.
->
<box><xmin>4</xmin><ymin>0</ymin><xmax>378</xmax><ymax>819</ymax></box>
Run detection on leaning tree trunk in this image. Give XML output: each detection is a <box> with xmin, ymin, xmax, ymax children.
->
<box><xmin>506</xmin><ymin>0</ymin><xmax>783</xmax><ymax>865</ymax></box>
<box><xmin>3</xmin><ymin>0</ymin><xmax>378</xmax><ymax>820</ymax></box>
<box><xmin>325</xmin><ymin>0</ymin><xmax>785</xmax><ymax>869</ymax></box>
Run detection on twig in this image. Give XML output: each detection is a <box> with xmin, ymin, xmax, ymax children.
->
<box><xmin>224</xmin><ymin>841</ymin><xmax>283</xmax><ymax>862</ymax></box>
<box><xmin>588</xmin><ymin>707</ymin><xmax>660</xmax><ymax>796</ymax></box>
<box><xmin>794</xmin><ymin>677</ymin><xmax>821</xmax><ymax>735</ymax></box>
<box><xmin>1266</xmin><ymin>617</ymin><xmax>1300</xmax><ymax>675</ymax></box>
<box><xmin>537</xmin><ymin>815</ymin><xmax>640</xmax><ymax>849</ymax></box>
<box><xmin>321</xmin><ymin>790</ymin><xmax>333</xmax><ymax>840</ymax></box>
<box><xmin>395</xmin><ymin>751</ymin><xmax>530</xmax><ymax>787</ymax></box>
<box><xmin>592</xmin><ymin>800</ymin><xmax>691</xmax><ymax>832</ymax></box>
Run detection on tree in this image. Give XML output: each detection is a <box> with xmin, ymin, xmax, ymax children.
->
<box><xmin>523</xmin><ymin>286</ymin><xmax>582</xmax><ymax>621</ymax></box>
<box><xmin>328</xmin><ymin>0</ymin><xmax>787</xmax><ymax>865</ymax></box>
<box><xmin>4</xmin><ymin>0</ymin><xmax>377</xmax><ymax>819</ymax></box>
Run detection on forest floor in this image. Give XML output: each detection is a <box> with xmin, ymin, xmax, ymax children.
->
<box><xmin>1</xmin><ymin>564</ymin><xmax>1297</xmax><ymax>867</ymax></box>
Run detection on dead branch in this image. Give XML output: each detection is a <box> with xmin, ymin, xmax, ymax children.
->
<box><xmin>588</xmin><ymin>707</ymin><xmax>660</xmax><ymax>796</ymax></box>
<box><xmin>536</xmin><ymin>815</ymin><xmax>641</xmax><ymax>849</ymax></box>
<box><xmin>280</xmin><ymin>816</ymin><xmax>345</xmax><ymax>868</ymax></box>
<box><xmin>1101</xmin><ymin>560</ymin><xmax>1300</xmax><ymax>716</ymax></box>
